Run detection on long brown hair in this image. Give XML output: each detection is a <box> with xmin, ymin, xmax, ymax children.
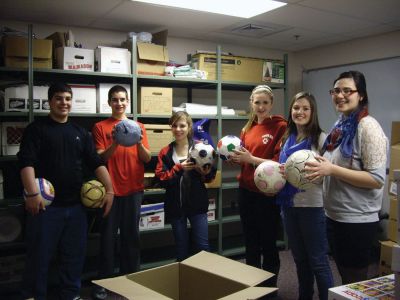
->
<box><xmin>242</xmin><ymin>85</ymin><xmax>274</xmax><ymax>133</ymax></box>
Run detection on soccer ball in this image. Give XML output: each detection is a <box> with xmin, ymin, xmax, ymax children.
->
<box><xmin>189</xmin><ymin>142</ymin><xmax>216</xmax><ymax>168</ymax></box>
<box><xmin>284</xmin><ymin>149</ymin><xmax>320</xmax><ymax>190</ymax></box>
<box><xmin>217</xmin><ymin>135</ymin><xmax>242</xmax><ymax>160</ymax></box>
<box><xmin>114</xmin><ymin>119</ymin><xmax>141</xmax><ymax>147</ymax></box>
<box><xmin>24</xmin><ymin>178</ymin><xmax>55</xmax><ymax>206</ymax></box>
<box><xmin>81</xmin><ymin>180</ymin><xmax>106</xmax><ymax>208</ymax></box>
<box><xmin>254</xmin><ymin>160</ymin><xmax>286</xmax><ymax>194</ymax></box>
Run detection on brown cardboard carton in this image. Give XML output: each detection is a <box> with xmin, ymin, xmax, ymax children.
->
<box><xmin>93</xmin><ymin>251</ymin><xmax>276</xmax><ymax>299</ymax></box>
<box><xmin>139</xmin><ymin>87</ymin><xmax>172</xmax><ymax>115</ymax></box>
<box><xmin>3</xmin><ymin>36</ymin><xmax>52</xmax><ymax>69</ymax></box>
<box><xmin>190</xmin><ymin>53</ymin><xmax>264</xmax><ymax>83</ymax></box>
<box><xmin>144</xmin><ymin>124</ymin><xmax>172</xmax><ymax>154</ymax></box>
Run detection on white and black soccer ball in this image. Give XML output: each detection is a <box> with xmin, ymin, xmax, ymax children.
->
<box><xmin>284</xmin><ymin>149</ymin><xmax>320</xmax><ymax>190</ymax></box>
<box><xmin>189</xmin><ymin>142</ymin><xmax>216</xmax><ymax>168</ymax></box>
<box><xmin>217</xmin><ymin>135</ymin><xmax>241</xmax><ymax>160</ymax></box>
<box><xmin>254</xmin><ymin>160</ymin><xmax>286</xmax><ymax>194</ymax></box>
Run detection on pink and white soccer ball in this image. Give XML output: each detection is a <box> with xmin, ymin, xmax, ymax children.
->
<box><xmin>254</xmin><ymin>160</ymin><xmax>286</xmax><ymax>194</ymax></box>
<box><xmin>23</xmin><ymin>178</ymin><xmax>55</xmax><ymax>206</ymax></box>
<box><xmin>217</xmin><ymin>135</ymin><xmax>241</xmax><ymax>160</ymax></box>
<box><xmin>284</xmin><ymin>149</ymin><xmax>320</xmax><ymax>190</ymax></box>
<box><xmin>189</xmin><ymin>142</ymin><xmax>216</xmax><ymax>168</ymax></box>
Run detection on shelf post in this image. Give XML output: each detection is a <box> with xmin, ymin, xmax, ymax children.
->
<box><xmin>28</xmin><ymin>24</ymin><xmax>34</xmax><ymax>123</ymax></box>
<box><xmin>131</xmin><ymin>35</ymin><xmax>138</xmax><ymax>119</ymax></box>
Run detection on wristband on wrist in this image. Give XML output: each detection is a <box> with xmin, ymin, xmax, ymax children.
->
<box><xmin>24</xmin><ymin>191</ymin><xmax>39</xmax><ymax>198</ymax></box>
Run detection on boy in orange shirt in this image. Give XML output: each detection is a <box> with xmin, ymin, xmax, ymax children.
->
<box><xmin>91</xmin><ymin>85</ymin><xmax>151</xmax><ymax>299</ymax></box>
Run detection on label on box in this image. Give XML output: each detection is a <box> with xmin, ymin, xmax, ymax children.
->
<box><xmin>389</xmin><ymin>181</ymin><xmax>398</xmax><ymax>196</ymax></box>
<box><xmin>207</xmin><ymin>210</ymin><xmax>215</xmax><ymax>222</ymax></box>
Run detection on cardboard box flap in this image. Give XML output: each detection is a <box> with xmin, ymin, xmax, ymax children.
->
<box><xmin>182</xmin><ymin>251</ymin><xmax>274</xmax><ymax>286</ymax></box>
<box><xmin>93</xmin><ymin>276</ymin><xmax>172</xmax><ymax>299</ymax></box>
<box><xmin>152</xmin><ymin>30</ymin><xmax>168</xmax><ymax>46</ymax></box>
<box><xmin>218</xmin><ymin>287</ymin><xmax>278</xmax><ymax>300</ymax></box>
<box><xmin>137</xmin><ymin>43</ymin><xmax>169</xmax><ymax>62</ymax></box>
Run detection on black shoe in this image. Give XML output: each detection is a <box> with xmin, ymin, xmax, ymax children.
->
<box><xmin>92</xmin><ymin>286</ymin><xmax>108</xmax><ymax>300</ymax></box>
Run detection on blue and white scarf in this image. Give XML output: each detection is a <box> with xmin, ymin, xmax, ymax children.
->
<box><xmin>276</xmin><ymin>133</ymin><xmax>311</xmax><ymax>207</ymax></box>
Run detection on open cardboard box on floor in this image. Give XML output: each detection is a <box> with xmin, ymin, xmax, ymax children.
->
<box><xmin>93</xmin><ymin>251</ymin><xmax>277</xmax><ymax>299</ymax></box>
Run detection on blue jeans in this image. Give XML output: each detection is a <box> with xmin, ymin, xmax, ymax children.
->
<box><xmin>98</xmin><ymin>192</ymin><xmax>142</xmax><ymax>278</ymax></box>
<box><xmin>282</xmin><ymin>207</ymin><xmax>333</xmax><ymax>300</ymax></box>
<box><xmin>21</xmin><ymin>204</ymin><xmax>87</xmax><ymax>300</ymax></box>
<box><xmin>238</xmin><ymin>188</ymin><xmax>281</xmax><ymax>286</ymax></box>
<box><xmin>170</xmin><ymin>213</ymin><xmax>209</xmax><ymax>261</ymax></box>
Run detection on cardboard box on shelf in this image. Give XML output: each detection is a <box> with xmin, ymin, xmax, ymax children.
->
<box><xmin>95</xmin><ymin>46</ymin><xmax>131</xmax><ymax>74</ymax></box>
<box><xmin>387</xmin><ymin>218</ymin><xmax>397</xmax><ymax>242</ymax></box>
<box><xmin>262</xmin><ymin>60</ymin><xmax>285</xmax><ymax>83</ymax></box>
<box><xmin>207</xmin><ymin>209</ymin><xmax>216</xmax><ymax>222</ymax></box>
<box><xmin>1</xmin><ymin>122</ymin><xmax>28</xmax><ymax>156</ymax></box>
<box><xmin>190</xmin><ymin>52</ymin><xmax>264</xmax><ymax>82</ymax></box>
<box><xmin>328</xmin><ymin>274</ymin><xmax>395</xmax><ymax>299</ymax></box>
<box><xmin>4</xmin><ymin>85</ymin><xmax>48</xmax><ymax>112</ymax></box>
<box><xmin>123</xmin><ymin>30</ymin><xmax>169</xmax><ymax>76</ymax></box>
<box><xmin>389</xmin><ymin>196</ymin><xmax>397</xmax><ymax>221</ymax></box>
<box><xmin>139</xmin><ymin>202</ymin><xmax>164</xmax><ymax>231</ymax></box>
<box><xmin>97</xmin><ymin>83</ymin><xmax>131</xmax><ymax>114</ymax></box>
<box><xmin>389</xmin><ymin>144</ymin><xmax>400</xmax><ymax>180</ymax></box>
<box><xmin>69</xmin><ymin>84</ymin><xmax>96</xmax><ymax>114</ymax></box>
<box><xmin>3</xmin><ymin>36</ymin><xmax>52</xmax><ymax>69</ymax></box>
<box><xmin>93</xmin><ymin>250</ymin><xmax>276</xmax><ymax>300</ymax></box>
<box><xmin>139</xmin><ymin>87</ymin><xmax>172</xmax><ymax>115</ymax></box>
<box><xmin>55</xmin><ymin>47</ymin><xmax>94</xmax><ymax>71</ymax></box>
<box><xmin>144</xmin><ymin>124</ymin><xmax>172</xmax><ymax>153</ymax></box>
<box><xmin>205</xmin><ymin>170</ymin><xmax>221</xmax><ymax>188</ymax></box>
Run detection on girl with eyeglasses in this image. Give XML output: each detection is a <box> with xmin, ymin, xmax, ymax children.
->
<box><xmin>277</xmin><ymin>92</ymin><xmax>333</xmax><ymax>300</ymax></box>
<box><xmin>306</xmin><ymin>71</ymin><xmax>388</xmax><ymax>284</ymax></box>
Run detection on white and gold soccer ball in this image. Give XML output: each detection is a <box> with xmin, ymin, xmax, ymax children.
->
<box><xmin>284</xmin><ymin>149</ymin><xmax>320</xmax><ymax>190</ymax></box>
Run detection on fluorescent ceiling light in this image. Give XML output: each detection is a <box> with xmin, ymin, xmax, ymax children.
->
<box><xmin>131</xmin><ymin>0</ymin><xmax>287</xmax><ymax>18</ymax></box>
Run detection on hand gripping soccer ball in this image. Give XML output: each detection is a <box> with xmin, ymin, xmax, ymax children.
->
<box><xmin>217</xmin><ymin>135</ymin><xmax>241</xmax><ymax>160</ymax></box>
<box><xmin>189</xmin><ymin>142</ymin><xmax>216</xmax><ymax>168</ymax></box>
<box><xmin>284</xmin><ymin>149</ymin><xmax>320</xmax><ymax>190</ymax></box>
<box><xmin>24</xmin><ymin>178</ymin><xmax>55</xmax><ymax>206</ymax></box>
<box><xmin>254</xmin><ymin>160</ymin><xmax>286</xmax><ymax>194</ymax></box>
<box><xmin>114</xmin><ymin>119</ymin><xmax>141</xmax><ymax>147</ymax></box>
<box><xmin>81</xmin><ymin>180</ymin><xmax>106</xmax><ymax>208</ymax></box>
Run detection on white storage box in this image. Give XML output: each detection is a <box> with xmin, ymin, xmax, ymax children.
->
<box><xmin>56</xmin><ymin>47</ymin><xmax>94</xmax><ymax>71</ymax></box>
<box><xmin>207</xmin><ymin>209</ymin><xmax>216</xmax><ymax>222</ymax></box>
<box><xmin>4</xmin><ymin>85</ymin><xmax>48</xmax><ymax>112</ymax></box>
<box><xmin>69</xmin><ymin>84</ymin><xmax>96</xmax><ymax>114</ymax></box>
<box><xmin>95</xmin><ymin>47</ymin><xmax>131</xmax><ymax>74</ymax></box>
<box><xmin>1</xmin><ymin>122</ymin><xmax>28</xmax><ymax>156</ymax></box>
<box><xmin>139</xmin><ymin>203</ymin><xmax>165</xmax><ymax>231</ymax></box>
<box><xmin>97</xmin><ymin>83</ymin><xmax>131</xmax><ymax>114</ymax></box>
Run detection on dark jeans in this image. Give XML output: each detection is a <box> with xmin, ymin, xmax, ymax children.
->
<box><xmin>170</xmin><ymin>213</ymin><xmax>209</xmax><ymax>261</ymax></box>
<box><xmin>98</xmin><ymin>192</ymin><xmax>142</xmax><ymax>278</ymax></box>
<box><xmin>238</xmin><ymin>188</ymin><xmax>281</xmax><ymax>286</ymax></box>
<box><xmin>282</xmin><ymin>207</ymin><xmax>333</xmax><ymax>300</ymax></box>
<box><xmin>21</xmin><ymin>204</ymin><xmax>87</xmax><ymax>300</ymax></box>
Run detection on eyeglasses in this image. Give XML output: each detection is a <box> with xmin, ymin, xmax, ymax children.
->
<box><xmin>329</xmin><ymin>88</ymin><xmax>358</xmax><ymax>96</ymax></box>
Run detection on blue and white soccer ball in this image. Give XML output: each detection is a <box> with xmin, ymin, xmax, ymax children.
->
<box><xmin>24</xmin><ymin>178</ymin><xmax>55</xmax><ymax>206</ymax></box>
<box><xmin>189</xmin><ymin>142</ymin><xmax>216</xmax><ymax>168</ymax></box>
<box><xmin>114</xmin><ymin>119</ymin><xmax>141</xmax><ymax>147</ymax></box>
<box><xmin>284</xmin><ymin>149</ymin><xmax>320</xmax><ymax>190</ymax></box>
<box><xmin>217</xmin><ymin>135</ymin><xmax>242</xmax><ymax>160</ymax></box>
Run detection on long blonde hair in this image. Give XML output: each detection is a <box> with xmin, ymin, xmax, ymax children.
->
<box><xmin>242</xmin><ymin>85</ymin><xmax>274</xmax><ymax>133</ymax></box>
